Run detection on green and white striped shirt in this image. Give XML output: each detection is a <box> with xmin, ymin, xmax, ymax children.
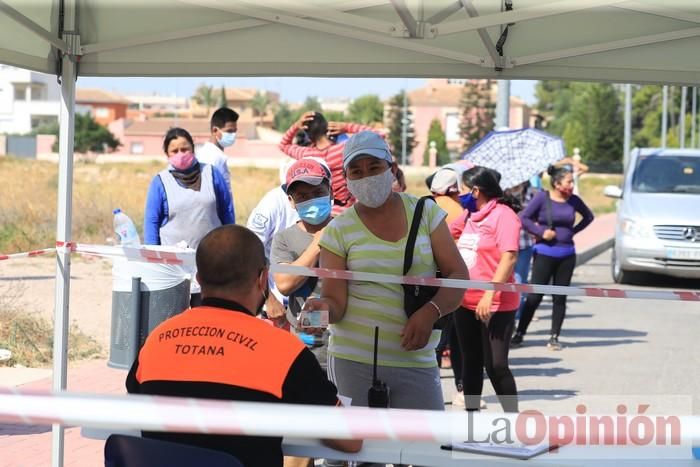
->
<box><xmin>319</xmin><ymin>193</ymin><xmax>446</xmax><ymax>368</ymax></box>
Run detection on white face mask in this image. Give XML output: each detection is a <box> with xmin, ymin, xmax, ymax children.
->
<box><xmin>218</xmin><ymin>131</ymin><xmax>237</xmax><ymax>148</ymax></box>
<box><xmin>346</xmin><ymin>168</ymin><xmax>394</xmax><ymax>208</ymax></box>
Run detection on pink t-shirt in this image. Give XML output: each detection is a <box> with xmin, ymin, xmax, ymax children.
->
<box><xmin>450</xmin><ymin>200</ymin><xmax>521</xmax><ymax>312</ymax></box>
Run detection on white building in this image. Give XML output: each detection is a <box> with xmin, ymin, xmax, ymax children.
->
<box><xmin>0</xmin><ymin>64</ymin><xmax>61</xmax><ymax>134</ymax></box>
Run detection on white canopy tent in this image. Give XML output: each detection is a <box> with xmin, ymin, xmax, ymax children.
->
<box><xmin>2</xmin><ymin>1</ymin><xmax>700</xmax><ymax>465</ymax></box>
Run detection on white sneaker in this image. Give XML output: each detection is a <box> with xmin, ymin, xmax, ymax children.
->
<box><xmin>480</xmin><ymin>399</ymin><xmax>488</xmax><ymax>409</ymax></box>
<box><xmin>452</xmin><ymin>392</ymin><xmax>465</xmax><ymax>408</ymax></box>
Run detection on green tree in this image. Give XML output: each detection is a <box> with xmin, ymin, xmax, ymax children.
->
<box><xmin>460</xmin><ymin>80</ymin><xmax>495</xmax><ymax>151</ymax></box>
<box><xmin>250</xmin><ymin>91</ymin><xmax>270</xmax><ymax>125</ymax></box>
<box><xmin>218</xmin><ymin>85</ymin><xmax>227</xmax><ymax>109</ymax></box>
<box><xmin>347</xmin><ymin>94</ymin><xmax>384</xmax><ymax>125</ymax></box>
<box><xmin>46</xmin><ymin>113</ymin><xmax>120</xmax><ymax>153</ymax></box>
<box><xmin>561</xmin><ymin>83</ymin><xmax>623</xmax><ymax>168</ymax></box>
<box><xmin>423</xmin><ymin>118</ymin><xmax>450</xmax><ymax>166</ymax></box>
<box><xmin>386</xmin><ymin>90</ymin><xmax>416</xmax><ymax>161</ymax></box>
<box><xmin>273</xmin><ymin>102</ymin><xmax>296</xmax><ymax>131</ymax></box>
<box><xmin>193</xmin><ymin>84</ymin><xmax>218</xmax><ymax>114</ymax></box>
<box><xmin>301</xmin><ymin>96</ymin><xmax>322</xmax><ymax>112</ymax></box>
<box><xmin>534</xmin><ymin>81</ymin><xmax>575</xmax><ymax>136</ymax></box>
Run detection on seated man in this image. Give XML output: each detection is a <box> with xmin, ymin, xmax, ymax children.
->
<box><xmin>126</xmin><ymin>225</ymin><xmax>362</xmax><ymax>467</ymax></box>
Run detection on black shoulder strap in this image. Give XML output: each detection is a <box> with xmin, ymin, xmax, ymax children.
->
<box><xmin>403</xmin><ymin>196</ymin><xmax>431</xmax><ymax>275</ymax></box>
<box><xmin>544</xmin><ymin>191</ymin><xmax>553</xmax><ymax>230</ymax></box>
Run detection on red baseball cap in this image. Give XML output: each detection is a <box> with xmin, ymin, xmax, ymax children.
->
<box><xmin>285</xmin><ymin>158</ymin><xmax>331</xmax><ymax>193</ymax></box>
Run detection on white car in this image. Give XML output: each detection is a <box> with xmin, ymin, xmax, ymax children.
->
<box><xmin>604</xmin><ymin>148</ymin><xmax>700</xmax><ymax>283</ymax></box>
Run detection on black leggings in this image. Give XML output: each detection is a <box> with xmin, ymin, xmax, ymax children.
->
<box><xmin>516</xmin><ymin>253</ymin><xmax>576</xmax><ymax>337</ymax></box>
<box><xmin>435</xmin><ymin>314</ymin><xmax>463</xmax><ymax>389</ymax></box>
<box><xmin>454</xmin><ymin>308</ymin><xmax>518</xmax><ymax>412</ymax></box>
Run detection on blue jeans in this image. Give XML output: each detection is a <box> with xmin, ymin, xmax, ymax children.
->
<box><xmin>514</xmin><ymin>246</ymin><xmax>533</xmax><ymax>320</ymax></box>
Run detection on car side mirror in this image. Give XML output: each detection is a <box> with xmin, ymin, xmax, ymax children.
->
<box><xmin>603</xmin><ymin>185</ymin><xmax>623</xmax><ymax>199</ymax></box>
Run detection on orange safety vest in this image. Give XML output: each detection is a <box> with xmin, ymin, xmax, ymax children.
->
<box><xmin>136</xmin><ymin>306</ymin><xmax>306</xmax><ymax>398</ymax></box>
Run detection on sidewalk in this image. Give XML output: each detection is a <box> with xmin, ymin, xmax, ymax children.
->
<box><xmin>0</xmin><ymin>215</ymin><xmax>618</xmax><ymax>467</ymax></box>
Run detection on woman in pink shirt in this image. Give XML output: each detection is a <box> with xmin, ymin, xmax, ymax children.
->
<box><xmin>450</xmin><ymin>167</ymin><xmax>521</xmax><ymax>413</ymax></box>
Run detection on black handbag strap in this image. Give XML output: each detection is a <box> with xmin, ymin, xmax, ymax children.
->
<box><xmin>403</xmin><ymin>196</ymin><xmax>431</xmax><ymax>275</ymax></box>
<box><xmin>544</xmin><ymin>191</ymin><xmax>553</xmax><ymax>230</ymax></box>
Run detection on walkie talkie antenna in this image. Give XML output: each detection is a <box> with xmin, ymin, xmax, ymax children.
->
<box><xmin>372</xmin><ymin>326</ymin><xmax>379</xmax><ymax>384</ymax></box>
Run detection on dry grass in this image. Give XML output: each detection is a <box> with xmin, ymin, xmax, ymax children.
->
<box><xmin>0</xmin><ymin>157</ymin><xmax>622</xmax><ymax>254</ymax></box>
<box><xmin>0</xmin><ymin>282</ymin><xmax>103</xmax><ymax>367</ymax></box>
<box><xmin>0</xmin><ymin>157</ymin><xmax>281</xmax><ymax>253</ymax></box>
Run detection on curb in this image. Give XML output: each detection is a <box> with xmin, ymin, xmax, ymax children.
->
<box><xmin>576</xmin><ymin>237</ymin><xmax>614</xmax><ymax>266</ymax></box>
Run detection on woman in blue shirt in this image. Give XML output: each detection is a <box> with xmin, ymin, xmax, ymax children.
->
<box><xmin>144</xmin><ymin>127</ymin><xmax>235</xmax><ymax>248</ymax></box>
<box><xmin>144</xmin><ymin>127</ymin><xmax>235</xmax><ymax>305</ymax></box>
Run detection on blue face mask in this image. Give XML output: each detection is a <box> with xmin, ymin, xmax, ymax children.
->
<box><xmin>458</xmin><ymin>192</ymin><xmax>478</xmax><ymax>212</ymax></box>
<box><xmin>217</xmin><ymin>131</ymin><xmax>237</xmax><ymax>148</ymax></box>
<box><xmin>295</xmin><ymin>195</ymin><xmax>332</xmax><ymax>225</ymax></box>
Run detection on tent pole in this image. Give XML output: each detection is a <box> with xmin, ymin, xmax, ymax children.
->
<box><xmin>52</xmin><ymin>0</ymin><xmax>77</xmax><ymax>465</ymax></box>
<box><xmin>51</xmin><ymin>52</ymin><xmax>76</xmax><ymax>467</ymax></box>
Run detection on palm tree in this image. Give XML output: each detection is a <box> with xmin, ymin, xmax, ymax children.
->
<box><xmin>193</xmin><ymin>84</ymin><xmax>217</xmax><ymax>114</ymax></box>
<box><xmin>250</xmin><ymin>91</ymin><xmax>270</xmax><ymax>126</ymax></box>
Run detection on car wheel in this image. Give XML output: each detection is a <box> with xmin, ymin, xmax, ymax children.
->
<box><xmin>611</xmin><ymin>247</ymin><xmax>629</xmax><ymax>284</ymax></box>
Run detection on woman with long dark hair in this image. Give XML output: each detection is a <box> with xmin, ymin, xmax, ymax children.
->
<box><xmin>511</xmin><ymin>165</ymin><xmax>594</xmax><ymax>350</ymax></box>
<box><xmin>450</xmin><ymin>167</ymin><xmax>521</xmax><ymax>413</ymax></box>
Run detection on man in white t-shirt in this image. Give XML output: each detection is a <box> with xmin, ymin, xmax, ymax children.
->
<box><xmin>196</xmin><ymin>107</ymin><xmax>239</xmax><ymax>195</ymax></box>
<box><xmin>247</xmin><ymin>160</ymin><xmax>300</xmax><ymax>320</ymax></box>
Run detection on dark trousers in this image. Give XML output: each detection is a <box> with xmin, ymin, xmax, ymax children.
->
<box><xmin>435</xmin><ymin>314</ymin><xmax>463</xmax><ymax>389</ymax></box>
<box><xmin>516</xmin><ymin>253</ymin><xmax>576</xmax><ymax>337</ymax></box>
<box><xmin>454</xmin><ymin>308</ymin><xmax>518</xmax><ymax>412</ymax></box>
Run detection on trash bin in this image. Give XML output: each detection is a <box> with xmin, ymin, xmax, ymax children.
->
<box><xmin>109</xmin><ymin>254</ymin><xmax>193</xmax><ymax>369</ymax></box>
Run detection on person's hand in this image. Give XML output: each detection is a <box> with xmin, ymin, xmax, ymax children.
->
<box><xmin>542</xmin><ymin>229</ymin><xmax>556</xmax><ymax>241</ymax></box>
<box><xmin>327</xmin><ymin>121</ymin><xmax>345</xmax><ymax>136</ymax></box>
<box><xmin>475</xmin><ymin>294</ymin><xmax>493</xmax><ymax>322</ymax></box>
<box><xmin>265</xmin><ymin>294</ymin><xmax>286</xmax><ymax>321</ymax></box>
<box><xmin>400</xmin><ymin>305</ymin><xmax>437</xmax><ymax>351</ymax></box>
<box><xmin>295</xmin><ymin>111</ymin><xmax>316</xmax><ymax>130</ymax></box>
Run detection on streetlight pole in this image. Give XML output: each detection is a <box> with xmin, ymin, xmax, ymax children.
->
<box><xmin>401</xmin><ymin>90</ymin><xmax>408</xmax><ymax>166</ymax></box>
<box><xmin>623</xmin><ymin>84</ymin><xmax>632</xmax><ymax>171</ymax></box>
<box><xmin>495</xmin><ymin>80</ymin><xmax>510</xmax><ymax>128</ymax></box>
<box><xmin>680</xmin><ymin>86</ymin><xmax>687</xmax><ymax>148</ymax></box>
<box><xmin>661</xmin><ymin>85</ymin><xmax>668</xmax><ymax>148</ymax></box>
<box><xmin>692</xmin><ymin>87</ymin><xmax>697</xmax><ymax>149</ymax></box>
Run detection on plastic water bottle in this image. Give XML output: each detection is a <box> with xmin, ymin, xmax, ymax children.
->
<box><xmin>113</xmin><ymin>208</ymin><xmax>140</xmax><ymax>246</ymax></box>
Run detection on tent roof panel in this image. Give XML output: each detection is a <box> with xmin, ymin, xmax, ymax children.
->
<box><xmin>2</xmin><ymin>0</ymin><xmax>700</xmax><ymax>84</ymax></box>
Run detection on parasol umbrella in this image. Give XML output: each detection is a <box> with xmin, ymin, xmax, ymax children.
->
<box><xmin>462</xmin><ymin>128</ymin><xmax>565</xmax><ymax>189</ymax></box>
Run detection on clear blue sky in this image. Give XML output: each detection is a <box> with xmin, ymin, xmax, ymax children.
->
<box><xmin>77</xmin><ymin>76</ymin><xmax>537</xmax><ymax>105</ymax></box>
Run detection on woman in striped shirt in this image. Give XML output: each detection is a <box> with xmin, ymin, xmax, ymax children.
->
<box><xmin>279</xmin><ymin>111</ymin><xmax>376</xmax><ymax>216</ymax></box>
<box><xmin>306</xmin><ymin>131</ymin><xmax>468</xmax><ymax>410</ymax></box>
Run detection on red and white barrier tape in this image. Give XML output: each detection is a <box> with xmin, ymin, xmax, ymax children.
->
<box><xmin>0</xmin><ymin>248</ymin><xmax>55</xmax><ymax>261</ymax></box>
<box><xmin>0</xmin><ymin>389</ymin><xmax>699</xmax><ymax>444</ymax></box>
<box><xmin>271</xmin><ymin>264</ymin><xmax>700</xmax><ymax>302</ymax></box>
<box><xmin>2</xmin><ymin>244</ymin><xmax>699</xmax><ymax>302</ymax></box>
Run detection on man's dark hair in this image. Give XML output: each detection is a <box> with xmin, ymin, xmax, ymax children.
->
<box><xmin>211</xmin><ymin>107</ymin><xmax>239</xmax><ymax>130</ymax></box>
<box><xmin>196</xmin><ymin>225</ymin><xmax>266</xmax><ymax>293</ymax></box>
<box><xmin>305</xmin><ymin>112</ymin><xmax>328</xmax><ymax>144</ymax></box>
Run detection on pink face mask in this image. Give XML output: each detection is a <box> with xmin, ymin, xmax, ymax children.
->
<box><xmin>169</xmin><ymin>151</ymin><xmax>195</xmax><ymax>170</ymax></box>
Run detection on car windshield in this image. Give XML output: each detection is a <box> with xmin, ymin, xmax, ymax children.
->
<box><xmin>631</xmin><ymin>155</ymin><xmax>700</xmax><ymax>194</ymax></box>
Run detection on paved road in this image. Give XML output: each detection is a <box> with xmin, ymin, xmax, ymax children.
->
<box><xmin>442</xmin><ymin>249</ymin><xmax>700</xmax><ymax>417</ymax></box>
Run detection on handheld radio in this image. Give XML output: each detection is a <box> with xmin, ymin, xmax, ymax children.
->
<box><xmin>367</xmin><ymin>326</ymin><xmax>390</xmax><ymax>408</ymax></box>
